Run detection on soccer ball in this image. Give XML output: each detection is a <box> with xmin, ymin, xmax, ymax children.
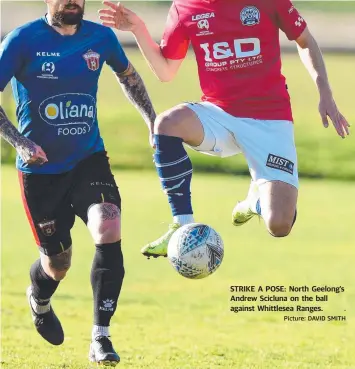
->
<box><xmin>167</xmin><ymin>223</ymin><xmax>224</xmax><ymax>279</ymax></box>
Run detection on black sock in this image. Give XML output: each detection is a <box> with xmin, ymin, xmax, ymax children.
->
<box><xmin>91</xmin><ymin>241</ymin><xmax>125</xmax><ymax>326</ymax></box>
<box><xmin>30</xmin><ymin>259</ymin><xmax>60</xmax><ymax>302</ymax></box>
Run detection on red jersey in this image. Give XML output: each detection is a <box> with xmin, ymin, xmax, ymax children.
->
<box><xmin>160</xmin><ymin>0</ymin><xmax>307</xmax><ymax>121</ymax></box>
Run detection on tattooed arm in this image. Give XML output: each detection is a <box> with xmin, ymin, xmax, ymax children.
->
<box><xmin>0</xmin><ymin>105</ymin><xmax>48</xmax><ymax>164</ymax></box>
<box><xmin>116</xmin><ymin>63</ymin><xmax>156</xmax><ymax>146</ymax></box>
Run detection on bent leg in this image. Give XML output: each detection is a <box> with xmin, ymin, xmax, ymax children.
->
<box><xmin>144</xmin><ymin>102</ymin><xmax>241</xmax><ymax>257</ymax></box>
<box><xmin>230</xmin><ymin>118</ymin><xmax>298</xmax><ymax>236</ymax></box>
<box><xmin>18</xmin><ymin>171</ymin><xmax>74</xmax><ymax>345</ymax></box>
<box><xmin>153</xmin><ymin>104</ymin><xmax>205</xmax><ymax>224</ymax></box>
<box><xmin>259</xmin><ymin>181</ymin><xmax>298</xmax><ymax>237</ymax></box>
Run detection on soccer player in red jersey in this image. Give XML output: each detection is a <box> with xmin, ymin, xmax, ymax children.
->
<box><xmin>99</xmin><ymin>0</ymin><xmax>350</xmax><ymax>258</ymax></box>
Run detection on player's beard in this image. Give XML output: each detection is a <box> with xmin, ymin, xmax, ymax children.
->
<box><xmin>52</xmin><ymin>2</ymin><xmax>85</xmax><ymax>27</ymax></box>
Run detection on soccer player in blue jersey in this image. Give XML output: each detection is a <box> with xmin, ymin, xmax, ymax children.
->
<box><xmin>0</xmin><ymin>0</ymin><xmax>155</xmax><ymax>365</ymax></box>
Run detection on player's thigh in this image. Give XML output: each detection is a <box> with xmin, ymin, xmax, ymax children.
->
<box><xmin>154</xmin><ymin>103</ymin><xmax>205</xmax><ymax>146</ymax></box>
<box><xmin>233</xmin><ymin>119</ymin><xmax>299</xmax><ymax>190</ymax></box>
<box><xmin>18</xmin><ymin>171</ymin><xmax>75</xmax><ymax>254</ymax></box>
<box><xmin>70</xmin><ymin>151</ymin><xmax>121</xmax><ymax>243</ymax></box>
<box><xmin>184</xmin><ymin>102</ymin><xmax>242</xmax><ymax>157</ymax></box>
<box><xmin>18</xmin><ymin>172</ymin><xmax>75</xmax><ymax>278</ymax></box>
<box><xmin>232</xmin><ymin>119</ymin><xmax>298</xmax><ymax>226</ymax></box>
<box><xmin>259</xmin><ymin>180</ymin><xmax>298</xmax><ymax>227</ymax></box>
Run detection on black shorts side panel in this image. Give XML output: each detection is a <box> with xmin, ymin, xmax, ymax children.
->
<box><xmin>18</xmin><ymin>171</ymin><xmax>75</xmax><ymax>256</ymax></box>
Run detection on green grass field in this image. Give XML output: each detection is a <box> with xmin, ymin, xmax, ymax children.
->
<box><xmin>1</xmin><ymin>165</ymin><xmax>355</xmax><ymax>369</ymax></box>
<box><xmin>1</xmin><ymin>28</ymin><xmax>355</xmax><ymax>368</ymax></box>
<box><xmin>2</xmin><ymin>51</ymin><xmax>355</xmax><ymax>179</ymax></box>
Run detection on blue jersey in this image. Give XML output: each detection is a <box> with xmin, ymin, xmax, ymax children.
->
<box><xmin>0</xmin><ymin>17</ymin><xmax>129</xmax><ymax>174</ymax></box>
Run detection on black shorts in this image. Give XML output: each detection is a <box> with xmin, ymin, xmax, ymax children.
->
<box><xmin>18</xmin><ymin>151</ymin><xmax>121</xmax><ymax>256</ymax></box>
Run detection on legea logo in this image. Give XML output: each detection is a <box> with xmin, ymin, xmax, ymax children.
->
<box><xmin>39</xmin><ymin>93</ymin><xmax>96</xmax><ymax>136</ymax></box>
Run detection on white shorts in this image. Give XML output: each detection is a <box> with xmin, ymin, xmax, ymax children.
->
<box><xmin>185</xmin><ymin>102</ymin><xmax>298</xmax><ymax>189</ymax></box>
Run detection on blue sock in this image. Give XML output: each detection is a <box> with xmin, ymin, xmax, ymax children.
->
<box><xmin>154</xmin><ymin>135</ymin><xmax>193</xmax><ymax>216</ymax></box>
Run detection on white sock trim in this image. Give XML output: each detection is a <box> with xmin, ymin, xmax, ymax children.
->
<box><xmin>173</xmin><ymin>214</ymin><xmax>194</xmax><ymax>226</ymax></box>
<box><xmin>92</xmin><ymin>325</ymin><xmax>110</xmax><ymax>339</ymax></box>
<box><xmin>30</xmin><ymin>296</ymin><xmax>50</xmax><ymax>314</ymax></box>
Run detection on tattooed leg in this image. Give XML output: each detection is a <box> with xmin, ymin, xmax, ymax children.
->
<box><xmin>40</xmin><ymin>246</ymin><xmax>72</xmax><ymax>281</ymax></box>
<box><xmin>87</xmin><ymin>203</ymin><xmax>121</xmax><ymax>244</ymax></box>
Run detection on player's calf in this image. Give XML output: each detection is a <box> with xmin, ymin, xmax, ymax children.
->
<box><xmin>28</xmin><ymin>258</ymin><xmax>65</xmax><ymax>345</ymax></box>
<box><xmin>141</xmin><ymin>105</ymin><xmax>208</xmax><ymax>258</ymax></box>
<box><xmin>258</xmin><ymin>181</ymin><xmax>298</xmax><ymax>238</ymax></box>
<box><xmin>263</xmin><ymin>211</ymin><xmax>296</xmax><ymax>237</ymax></box>
<box><xmin>87</xmin><ymin>202</ymin><xmax>124</xmax><ymax>364</ymax></box>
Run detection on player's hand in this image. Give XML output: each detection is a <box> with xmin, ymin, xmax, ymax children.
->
<box><xmin>98</xmin><ymin>1</ymin><xmax>143</xmax><ymax>33</ymax></box>
<box><xmin>16</xmin><ymin>137</ymin><xmax>48</xmax><ymax>165</ymax></box>
<box><xmin>319</xmin><ymin>93</ymin><xmax>350</xmax><ymax>138</ymax></box>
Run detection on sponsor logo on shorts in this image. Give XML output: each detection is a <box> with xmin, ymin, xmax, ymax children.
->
<box><xmin>38</xmin><ymin>220</ymin><xmax>56</xmax><ymax>236</ymax></box>
<box><xmin>240</xmin><ymin>6</ymin><xmax>260</xmax><ymax>26</ymax></box>
<box><xmin>38</xmin><ymin>93</ymin><xmax>96</xmax><ymax>136</ymax></box>
<box><xmin>266</xmin><ymin>154</ymin><xmax>294</xmax><ymax>175</ymax></box>
<box><xmin>90</xmin><ymin>181</ymin><xmax>115</xmax><ymax>188</ymax></box>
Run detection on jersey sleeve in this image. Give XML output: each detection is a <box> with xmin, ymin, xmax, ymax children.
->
<box><xmin>275</xmin><ymin>0</ymin><xmax>307</xmax><ymax>40</ymax></box>
<box><xmin>106</xmin><ymin>28</ymin><xmax>130</xmax><ymax>74</ymax></box>
<box><xmin>0</xmin><ymin>30</ymin><xmax>26</xmax><ymax>92</ymax></box>
<box><xmin>160</xmin><ymin>3</ymin><xmax>190</xmax><ymax>60</ymax></box>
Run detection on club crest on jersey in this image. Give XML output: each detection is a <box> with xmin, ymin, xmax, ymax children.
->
<box><xmin>83</xmin><ymin>50</ymin><xmax>100</xmax><ymax>71</ymax></box>
<box><xmin>240</xmin><ymin>6</ymin><xmax>260</xmax><ymax>26</ymax></box>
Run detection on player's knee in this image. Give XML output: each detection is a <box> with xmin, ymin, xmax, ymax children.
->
<box><xmin>96</xmin><ymin>224</ymin><xmax>121</xmax><ymax>244</ymax></box>
<box><xmin>154</xmin><ymin>107</ymin><xmax>191</xmax><ymax>137</ymax></box>
<box><xmin>87</xmin><ymin>203</ymin><xmax>121</xmax><ymax>244</ymax></box>
<box><xmin>42</xmin><ymin>247</ymin><xmax>72</xmax><ymax>281</ymax></box>
<box><xmin>265</xmin><ymin>214</ymin><xmax>293</xmax><ymax>238</ymax></box>
<box><xmin>154</xmin><ymin>111</ymin><xmax>179</xmax><ymax>136</ymax></box>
